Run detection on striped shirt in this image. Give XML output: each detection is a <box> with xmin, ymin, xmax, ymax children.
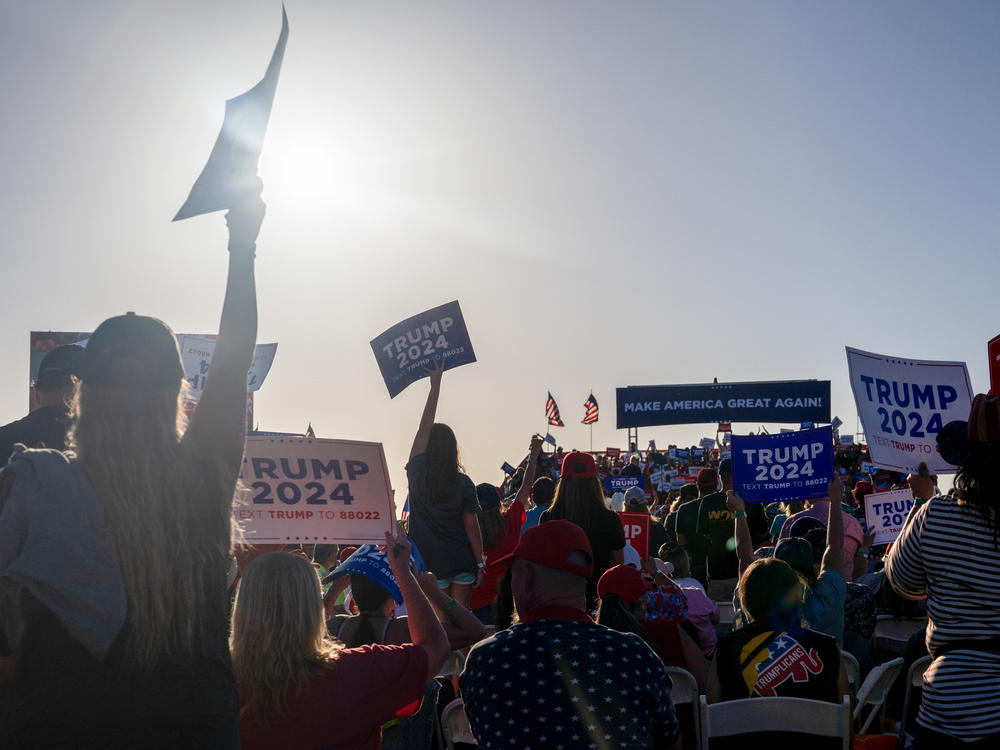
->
<box><xmin>884</xmin><ymin>495</ymin><xmax>1000</xmax><ymax>741</ymax></box>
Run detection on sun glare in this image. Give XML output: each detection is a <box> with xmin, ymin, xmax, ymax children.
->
<box><xmin>263</xmin><ymin>137</ymin><xmax>384</xmax><ymax>219</ymax></box>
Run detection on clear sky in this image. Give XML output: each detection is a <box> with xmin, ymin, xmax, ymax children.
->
<box><xmin>2</xmin><ymin>1</ymin><xmax>998</xmax><ymax>506</ymax></box>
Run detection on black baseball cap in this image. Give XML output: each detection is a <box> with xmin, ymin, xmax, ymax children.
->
<box><xmin>35</xmin><ymin>344</ymin><xmax>85</xmax><ymax>391</ymax></box>
<box><xmin>82</xmin><ymin>313</ymin><xmax>185</xmax><ymax>389</ymax></box>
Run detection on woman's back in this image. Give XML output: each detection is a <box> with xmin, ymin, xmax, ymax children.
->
<box><xmin>885</xmin><ymin>494</ymin><xmax>1000</xmax><ymax>741</ymax></box>
<box><xmin>238</xmin><ymin>643</ymin><xmax>429</xmax><ymax>750</ymax></box>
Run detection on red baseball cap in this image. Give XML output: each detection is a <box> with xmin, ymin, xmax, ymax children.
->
<box><xmin>561</xmin><ymin>451</ymin><xmax>598</xmax><ymax>479</ymax></box>
<box><xmin>697</xmin><ymin>468</ymin><xmax>718</xmax><ymax>487</ymax></box>
<box><xmin>597</xmin><ymin>564</ymin><xmax>654</xmax><ymax>604</ymax></box>
<box><xmin>852</xmin><ymin>481</ymin><xmax>874</xmax><ymax>496</ymax></box>
<box><xmin>494</xmin><ymin>519</ymin><xmax>593</xmax><ymax>578</ymax></box>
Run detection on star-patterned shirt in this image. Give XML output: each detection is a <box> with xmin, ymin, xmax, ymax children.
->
<box><xmin>459</xmin><ymin>605</ymin><xmax>680</xmax><ymax>750</ymax></box>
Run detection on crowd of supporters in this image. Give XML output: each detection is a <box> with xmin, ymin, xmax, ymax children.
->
<box><xmin>2</xmin><ymin>187</ymin><xmax>999</xmax><ymax>749</ymax></box>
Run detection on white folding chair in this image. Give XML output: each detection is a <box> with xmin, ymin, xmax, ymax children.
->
<box><xmin>699</xmin><ymin>694</ymin><xmax>850</xmax><ymax>750</ymax></box>
<box><xmin>898</xmin><ymin>655</ymin><xmax>932</xmax><ymax>744</ymax></box>
<box><xmin>665</xmin><ymin>666</ymin><xmax>700</xmax><ymax>747</ymax></box>
<box><xmin>840</xmin><ymin>650</ymin><xmax>861</xmax><ymax>702</ymax></box>
<box><xmin>854</xmin><ymin>657</ymin><xmax>904</xmax><ymax>734</ymax></box>
<box><xmin>436</xmin><ymin>650</ymin><xmax>466</xmax><ymax>678</ymax></box>
<box><xmin>441</xmin><ymin>697</ymin><xmax>477</xmax><ymax>749</ymax></box>
<box><xmin>874</xmin><ymin>616</ymin><xmax>926</xmax><ymax>655</ymax></box>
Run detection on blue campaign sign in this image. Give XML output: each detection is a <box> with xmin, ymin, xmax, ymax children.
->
<box><xmin>800</xmin><ymin>421</ymin><xmax>814</xmax><ymax>430</ymax></box>
<box><xmin>668</xmin><ymin>448</ymin><xmax>690</xmax><ymax>460</ymax></box>
<box><xmin>501</xmin><ymin>461</ymin><xmax>517</xmax><ymax>476</ymax></box>
<box><xmin>604</xmin><ymin>475</ymin><xmax>645</xmax><ymax>494</ymax></box>
<box><xmin>325</xmin><ymin>538</ymin><xmax>426</xmax><ymax>604</ymax></box>
<box><xmin>616</xmin><ymin>380</ymin><xmax>831</xmax><ymax>428</ymax></box>
<box><xmin>691</xmin><ymin>448</ymin><xmax>706</xmax><ymax>459</ymax></box>
<box><xmin>731</xmin><ymin>426</ymin><xmax>834</xmax><ymax>502</ymax></box>
<box><xmin>370</xmin><ymin>301</ymin><xmax>477</xmax><ymax>398</ymax></box>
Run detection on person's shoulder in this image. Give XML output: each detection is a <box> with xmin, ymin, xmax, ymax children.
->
<box><xmin>457</xmin><ymin>472</ymin><xmax>475</xmax><ymax>490</ymax></box>
<box><xmin>405</xmin><ymin>453</ymin><xmax>427</xmax><ymax>473</ymax></box>
<box><xmin>796</xmin><ymin>626</ymin><xmax>839</xmax><ymax>651</ymax></box>
<box><xmin>817</xmin><ymin>568</ymin><xmax>846</xmax><ymax>593</ymax></box>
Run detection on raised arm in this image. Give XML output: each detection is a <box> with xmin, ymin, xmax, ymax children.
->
<box><xmin>409</xmin><ymin>361</ymin><xmax>443</xmax><ymax>461</ymax></box>
<box><xmin>384</xmin><ymin>528</ymin><xmax>450</xmax><ymax>679</ymax></box>
<box><xmin>413</xmin><ymin>571</ymin><xmax>486</xmax><ymax>648</ymax></box>
<box><xmin>514</xmin><ymin>435</ymin><xmax>543</xmax><ymax>510</ymax></box>
<box><xmin>726</xmin><ymin>490</ymin><xmax>754</xmax><ymax>577</ymax></box>
<box><xmin>821</xmin><ymin>478</ymin><xmax>845</xmax><ymax>576</ymax></box>
<box><xmin>183</xmin><ymin>189</ymin><xmax>264</xmax><ymax>471</ymax></box>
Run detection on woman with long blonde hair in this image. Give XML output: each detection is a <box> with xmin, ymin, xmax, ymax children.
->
<box><xmin>0</xmin><ymin>192</ymin><xmax>264</xmax><ymax>746</ymax></box>
<box><xmin>232</xmin><ymin>529</ymin><xmax>449</xmax><ymax>749</ymax></box>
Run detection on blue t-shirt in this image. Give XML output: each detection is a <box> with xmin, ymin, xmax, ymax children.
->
<box><xmin>803</xmin><ymin>569</ymin><xmax>846</xmax><ymax>646</ymax></box>
<box><xmin>520</xmin><ymin>505</ymin><xmax>548</xmax><ymax>537</ymax></box>
<box><xmin>405</xmin><ymin>453</ymin><xmax>479</xmax><ymax>579</ymax></box>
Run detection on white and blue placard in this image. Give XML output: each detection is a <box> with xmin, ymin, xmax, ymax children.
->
<box><xmin>800</xmin><ymin>421</ymin><xmax>814</xmax><ymax>430</ymax></box>
<box><xmin>860</xmin><ymin>461</ymin><xmax>875</xmax><ymax>475</ymax></box>
<box><xmin>700</xmin><ymin>437</ymin><xmax>715</xmax><ymax>449</ymax></box>
<box><xmin>830</xmin><ymin>416</ymin><xmax>843</xmax><ymax>430</ymax></box>
<box><xmin>732</xmin><ymin>426</ymin><xmax>834</xmax><ymax>502</ymax></box>
<box><xmin>863</xmin><ymin>488</ymin><xmax>915</xmax><ymax>545</ymax></box>
<box><xmin>501</xmin><ymin>461</ymin><xmax>517</xmax><ymax>476</ymax></box>
<box><xmin>236</xmin><ymin>436</ymin><xmax>395</xmax><ymax>544</ymax></box>
<box><xmin>846</xmin><ymin>347</ymin><xmax>974</xmax><ymax>474</ymax></box>
<box><xmin>669</xmin><ymin>477</ymin><xmax>687</xmax><ymax>490</ymax></box>
<box><xmin>604</xmin><ymin>475</ymin><xmax>645</xmax><ymax>494</ymax></box>
<box><xmin>840</xmin><ymin>434</ymin><xmax>854</xmax><ymax>446</ymax></box>
<box><xmin>325</xmin><ymin>540</ymin><xmax>426</xmax><ymax>604</ymax></box>
<box><xmin>370</xmin><ymin>300</ymin><xmax>477</xmax><ymax>398</ymax></box>
<box><xmin>691</xmin><ymin>447</ymin><xmax>706</xmax><ymax>459</ymax></box>
<box><xmin>668</xmin><ymin>448</ymin><xmax>690</xmax><ymax>460</ymax></box>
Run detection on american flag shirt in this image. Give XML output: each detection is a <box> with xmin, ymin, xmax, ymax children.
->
<box><xmin>459</xmin><ymin>606</ymin><xmax>680</xmax><ymax>750</ymax></box>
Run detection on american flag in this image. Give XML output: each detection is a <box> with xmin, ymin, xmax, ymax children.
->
<box><xmin>582</xmin><ymin>393</ymin><xmax>599</xmax><ymax>424</ymax></box>
<box><xmin>305</xmin><ymin>423</ymin><xmax>315</xmax><ymax>438</ymax></box>
<box><xmin>545</xmin><ymin>391</ymin><xmax>564</xmax><ymax>427</ymax></box>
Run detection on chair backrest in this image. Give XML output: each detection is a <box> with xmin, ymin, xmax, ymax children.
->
<box><xmin>665</xmin><ymin>666</ymin><xmax>699</xmax><ymax>705</ymax></box>
<box><xmin>665</xmin><ymin>666</ymin><xmax>701</xmax><ymax>750</ymax></box>
<box><xmin>854</xmin><ymin>657</ymin><xmax>904</xmax><ymax>734</ymax></box>
<box><xmin>716</xmin><ymin>600</ymin><xmax>737</xmax><ymax>634</ymax></box>
<box><xmin>874</xmin><ymin>615</ymin><xmax>927</xmax><ymax>644</ymax></box>
<box><xmin>441</xmin><ymin>698</ymin><xmax>477</xmax><ymax>749</ymax></box>
<box><xmin>898</xmin><ymin>654</ymin><xmax>933</xmax><ymax>743</ymax></box>
<box><xmin>699</xmin><ymin>694</ymin><xmax>850</xmax><ymax>750</ymax></box>
<box><xmin>716</xmin><ymin>600</ymin><xmax>736</xmax><ymax>624</ymax></box>
<box><xmin>841</xmin><ymin>650</ymin><xmax>860</xmax><ymax>694</ymax></box>
<box><xmin>436</xmin><ymin>650</ymin><xmax>467</xmax><ymax>678</ymax></box>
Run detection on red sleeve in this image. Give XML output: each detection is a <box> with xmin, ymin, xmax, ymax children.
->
<box><xmin>505</xmin><ymin>501</ymin><xmax>526</xmax><ymax>537</ymax></box>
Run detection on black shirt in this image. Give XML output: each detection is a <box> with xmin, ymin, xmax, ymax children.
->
<box><xmin>716</xmin><ymin>623</ymin><xmax>840</xmax><ymax>702</ymax></box>
<box><xmin>540</xmin><ymin>507</ymin><xmax>625</xmax><ymax>607</ymax></box>
<box><xmin>0</xmin><ymin>406</ymin><xmax>71</xmax><ymax>466</ymax></box>
<box><xmin>695</xmin><ymin>492</ymin><xmax>768</xmax><ymax>580</ymax></box>
<box><xmin>675</xmin><ymin>497</ymin><xmax>708</xmax><ymax>587</ymax></box>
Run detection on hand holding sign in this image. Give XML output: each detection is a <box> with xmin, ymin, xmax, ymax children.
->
<box><xmin>425</xmin><ymin>355</ymin><xmax>445</xmax><ymax>389</ymax></box>
<box><xmin>225</xmin><ymin>183</ymin><xmax>266</xmax><ymax>253</ymax></box>
<box><xmin>905</xmin><ymin>461</ymin><xmax>937</xmax><ymax>502</ymax></box>
<box><xmin>726</xmin><ymin>490</ymin><xmax>745</xmax><ymax>514</ymax></box>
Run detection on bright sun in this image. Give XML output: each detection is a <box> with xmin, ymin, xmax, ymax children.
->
<box><xmin>263</xmin><ymin>136</ymin><xmax>385</xmax><ymax>220</ymax></box>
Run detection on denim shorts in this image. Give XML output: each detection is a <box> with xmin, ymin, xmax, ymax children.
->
<box><xmin>437</xmin><ymin>572</ymin><xmax>476</xmax><ymax>587</ymax></box>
